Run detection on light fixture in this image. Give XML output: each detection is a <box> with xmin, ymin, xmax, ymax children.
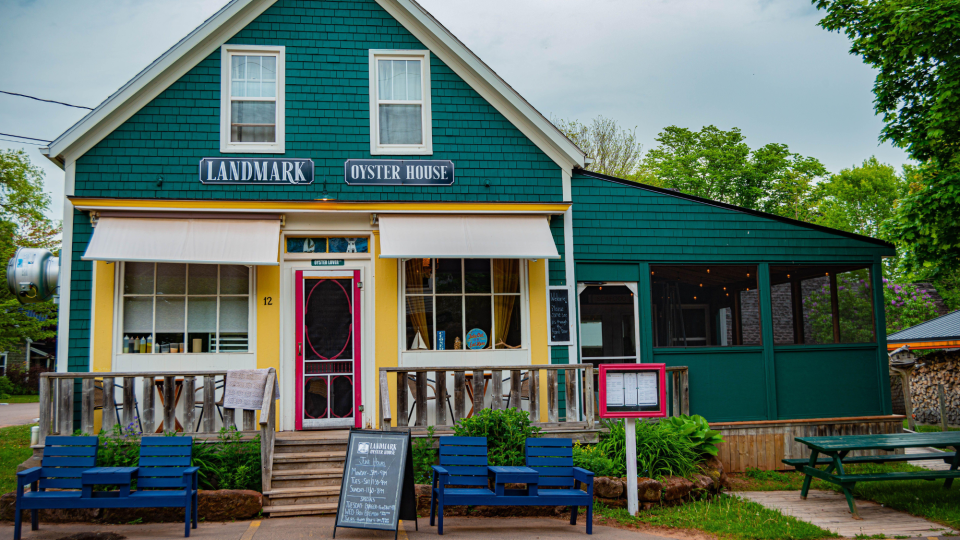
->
<box><xmin>787</xmin><ymin>274</ymin><xmax>791</xmax><ymax>279</ymax></box>
<box><xmin>723</xmin><ymin>287</ymin><xmax>726</xmax><ymax>291</ymax></box>
<box><xmin>726</xmin><ymin>293</ymin><xmax>729</xmax><ymax>297</ymax></box>
<box><xmin>747</xmin><ymin>273</ymin><xmax>750</xmax><ymax>278</ymax></box>
<box><xmin>707</xmin><ymin>269</ymin><xmax>710</xmax><ymax>273</ymax></box>
<box><xmin>693</xmin><ymin>296</ymin><xmax>697</xmax><ymax>300</ymax></box>
<box><xmin>699</xmin><ymin>283</ymin><xmax>703</xmax><ymax>287</ymax></box>
<box><xmin>599</xmin><ymin>286</ymin><xmax>603</xmax><ymax>290</ymax></box>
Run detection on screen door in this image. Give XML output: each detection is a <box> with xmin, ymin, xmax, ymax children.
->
<box><xmin>295</xmin><ymin>270</ymin><xmax>362</xmax><ymax>429</ymax></box>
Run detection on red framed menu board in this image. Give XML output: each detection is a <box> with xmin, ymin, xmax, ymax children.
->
<box><xmin>598</xmin><ymin>363</ymin><xmax>667</xmax><ymax>418</ymax></box>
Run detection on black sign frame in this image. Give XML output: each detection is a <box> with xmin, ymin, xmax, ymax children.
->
<box><xmin>199</xmin><ymin>157</ymin><xmax>314</xmax><ymax>185</ymax></box>
<box><xmin>333</xmin><ymin>429</ymin><xmax>417</xmax><ymax>540</ymax></box>
<box><xmin>549</xmin><ymin>287</ymin><xmax>572</xmax><ymax>345</ymax></box>
<box><xmin>344</xmin><ymin>159</ymin><xmax>455</xmax><ymax>186</ymax></box>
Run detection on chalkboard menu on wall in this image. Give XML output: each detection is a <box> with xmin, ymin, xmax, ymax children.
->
<box><xmin>334</xmin><ymin>430</ymin><xmax>417</xmax><ymax>537</ymax></box>
<box><xmin>549</xmin><ymin>288</ymin><xmax>571</xmax><ymax>345</ymax></box>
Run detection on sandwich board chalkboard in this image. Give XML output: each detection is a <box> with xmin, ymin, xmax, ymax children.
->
<box><xmin>549</xmin><ymin>287</ymin><xmax>571</xmax><ymax>345</ymax></box>
<box><xmin>333</xmin><ymin>429</ymin><xmax>417</xmax><ymax>539</ymax></box>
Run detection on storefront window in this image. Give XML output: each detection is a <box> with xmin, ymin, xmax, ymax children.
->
<box><xmin>286</xmin><ymin>237</ymin><xmax>369</xmax><ymax>253</ymax></box>
<box><xmin>121</xmin><ymin>263</ymin><xmax>251</xmax><ymax>353</ymax></box>
<box><xmin>404</xmin><ymin>258</ymin><xmax>522</xmax><ymax>350</ymax></box>
<box><xmin>651</xmin><ymin>265</ymin><xmax>760</xmax><ymax>347</ymax></box>
<box><xmin>579</xmin><ymin>285</ymin><xmax>637</xmax><ymax>362</ymax></box>
<box><xmin>769</xmin><ymin>265</ymin><xmax>875</xmax><ymax>345</ymax></box>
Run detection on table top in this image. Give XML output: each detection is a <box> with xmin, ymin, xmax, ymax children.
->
<box><xmin>488</xmin><ymin>466</ymin><xmax>537</xmax><ymax>474</ymax></box>
<box><xmin>83</xmin><ymin>467</ymin><xmax>138</xmax><ymax>474</ymax></box>
<box><xmin>796</xmin><ymin>432</ymin><xmax>960</xmax><ymax>452</ymax></box>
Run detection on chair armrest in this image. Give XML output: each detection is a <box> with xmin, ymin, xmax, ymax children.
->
<box><xmin>17</xmin><ymin>467</ymin><xmax>41</xmax><ymax>487</ymax></box>
<box><xmin>431</xmin><ymin>465</ymin><xmax>449</xmax><ymax>475</ymax></box>
<box><xmin>572</xmin><ymin>467</ymin><xmax>594</xmax><ymax>490</ymax></box>
<box><xmin>182</xmin><ymin>467</ymin><xmax>200</xmax><ymax>490</ymax></box>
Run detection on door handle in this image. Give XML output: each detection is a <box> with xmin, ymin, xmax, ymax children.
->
<box><xmin>298</xmin><ymin>342</ymin><xmax>302</xmax><ymax>356</ymax></box>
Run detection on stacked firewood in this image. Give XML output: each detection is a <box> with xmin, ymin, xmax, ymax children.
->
<box><xmin>910</xmin><ymin>350</ymin><xmax>959</xmax><ymax>427</ymax></box>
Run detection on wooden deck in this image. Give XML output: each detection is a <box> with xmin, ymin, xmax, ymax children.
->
<box><xmin>733</xmin><ymin>490</ymin><xmax>956</xmax><ymax>538</ymax></box>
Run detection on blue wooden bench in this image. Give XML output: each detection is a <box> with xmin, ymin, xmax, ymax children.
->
<box><xmin>429</xmin><ymin>437</ymin><xmax>593</xmax><ymax>535</ymax></box>
<box><xmin>14</xmin><ymin>436</ymin><xmax>199</xmax><ymax>539</ymax></box>
<box><xmin>15</xmin><ymin>436</ymin><xmax>99</xmax><ymax>540</ymax></box>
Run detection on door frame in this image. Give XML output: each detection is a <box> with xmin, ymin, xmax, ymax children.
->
<box><xmin>294</xmin><ymin>269</ymin><xmax>363</xmax><ymax>430</ymax></box>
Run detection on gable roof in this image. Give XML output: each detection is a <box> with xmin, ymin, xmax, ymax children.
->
<box><xmin>888</xmin><ymin>309</ymin><xmax>960</xmax><ymax>344</ymax></box>
<box><xmin>41</xmin><ymin>0</ymin><xmax>586</xmax><ymax>171</ymax></box>
<box><xmin>574</xmin><ymin>169</ymin><xmax>896</xmax><ymax>252</ymax></box>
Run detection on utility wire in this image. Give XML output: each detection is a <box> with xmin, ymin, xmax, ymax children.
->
<box><xmin>0</xmin><ymin>137</ymin><xmax>45</xmax><ymax>146</ymax></box>
<box><xmin>0</xmin><ymin>90</ymin><xmax>94</xmax><ymax>110</ymax></box>
<box><xmin>0</xmin><ymin>132</ymin><xmax>51</xmax><ymax>143</ymax></box>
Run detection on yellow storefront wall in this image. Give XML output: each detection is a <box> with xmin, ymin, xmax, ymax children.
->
<box><xmin>256</xmin><ymin>263</ymin><xmax>280</xmax><ymax>425</ymax></box>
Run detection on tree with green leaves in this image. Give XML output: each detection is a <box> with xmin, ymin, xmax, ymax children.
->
<box><xmin>553</xmin><ymin>115</ymin><xmax>649</xmax><ymax>181</ymax></box>
<box><xmin>813</xmin><ymin>0</ymin><xmax>960</xmax><ymax>275</ymax></box>
<box><xmin>0</xmin><ymin>150</ymin><xmax>60</xmax><ymax>352</ymax></box>
<box><xmin>810</xmin><ymin>157</ymin><xmax>906</xmax><ymax>238</ymax></box>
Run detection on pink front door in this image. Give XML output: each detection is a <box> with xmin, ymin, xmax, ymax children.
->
<box><xmin>295</xmin><ymin>270</ymin><xmax>362</xmax><ymax>429</ymax></box>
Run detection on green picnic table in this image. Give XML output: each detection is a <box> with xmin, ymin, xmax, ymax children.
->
<box><xmin>785</xmin><ymin>432</ymin><xmax>960</xmax><ymax>519</ymax></box>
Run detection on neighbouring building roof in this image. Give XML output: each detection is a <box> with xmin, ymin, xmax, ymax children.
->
<box><xmin>887</xmin><ymin>309</ymin><xmax>960</xmax><ymax>349</ymax></box>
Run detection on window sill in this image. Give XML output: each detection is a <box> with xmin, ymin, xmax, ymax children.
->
<box><xmin>219</xmin><ymin>143</ymin><xmax>285</xmax><ymax>154</ymax></box>
<box><xmin>653</xmin><ymin>346</ymin><xmax>763</xmax><ymax>354</ymax></box>
<box><xmin>370</xmin><ymin>146</ymin><xmax>432</xmax><ymax>156</ymax></box>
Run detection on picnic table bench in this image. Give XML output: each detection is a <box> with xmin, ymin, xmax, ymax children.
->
<box><xmin>786</xmin><ymin>432</ymin><xmax>960</xmax><ymax>519</ymax></box>
<box><xmin>430</xmin><ymin>437</ymin><xmax>593</xmax><ymax>535</ymax></box>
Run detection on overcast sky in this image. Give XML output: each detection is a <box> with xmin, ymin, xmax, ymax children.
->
<box><xmin>1</xmin><ymin>0</ymin><xmax>910</xmax><ymax>220</ymax></box>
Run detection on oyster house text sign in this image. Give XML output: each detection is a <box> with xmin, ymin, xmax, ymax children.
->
<box><xmin>344</xmin><ymin>159</ymin><xmax>454</xmax><ymax>186</ymax></box>
<box><xmin>199</xmin><ymin>158</ymin><xmax>314</xmax><ymax>185</ymax></box>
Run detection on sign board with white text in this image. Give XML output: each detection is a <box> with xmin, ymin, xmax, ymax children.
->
<box><xmin>598</xmin><ymin>363</ymin><xmax>667</xmax><ymax>418</ymax></box>
<box><xmin>199</xmin><ymin>157</ymin><xmax>314</xmax><ymax>185</ymax></box>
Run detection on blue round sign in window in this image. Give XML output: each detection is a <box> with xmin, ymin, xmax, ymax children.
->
<box><xmin>466</xmin><ymin>328</ymin><xmax>488</xmax><ymax>350</ymax></box>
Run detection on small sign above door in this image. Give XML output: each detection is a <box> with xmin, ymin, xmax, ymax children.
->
<box><xmin>311</xmin><ymin>259</ymin><xmax>344</xmax><ymax>266</ymax></box>
<box><xmin>344</xmin><ymin>159</ymin><xmax>454</xmax><ymax>186</ymax></box>
<box><xmin>199</xmin><ymin>158</ymin><xmax>314</xmax><ymax>185</ymax></box>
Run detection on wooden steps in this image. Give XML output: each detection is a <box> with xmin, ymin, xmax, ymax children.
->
<box><xmin>263</xmin><ymin>430</ymin><xmax>348</xmax><ymax>516</ymax></box>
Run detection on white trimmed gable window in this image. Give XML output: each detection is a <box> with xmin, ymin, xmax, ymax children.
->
<box><xmin>369</xmin><ymin>50</ymin><xmax>432</xmax><ymax>155</ymax></box>
<box><xmin>220</xmin><ymin>44</ymin><xmax>285</xmax><ymax>153</ymax></box>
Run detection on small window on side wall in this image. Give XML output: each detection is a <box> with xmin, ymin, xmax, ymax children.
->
<box><xmin>769</xmin><ymin>265</ymin><xmax>875</xmax><ymax>345</ymax></box>
<box><xmin>220</xmin><ymin>44</ymin><xmax>285</xmax><ymax>153</ymax></box>
<box><xmin>650</xmin><ymin>265</ymin><xmax>760</xmax><ymax>347</ymax></box>
<box><xmin>369</xmin><ymin>50</ymin><xmax>432</xmax><ymax>155</ymax></box>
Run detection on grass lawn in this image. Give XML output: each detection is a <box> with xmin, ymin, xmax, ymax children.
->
<box><xmin>733</xmin><ymin>463</ymin><xmax>960</xmax><ymax>531</ymax></box>
<box><xmin>903</xmin><ymin>418</ymin><xmax>960</xmax><ymax>432</ymax></box>
<box><xmin>594</xmin><ymin>495</ymin><xmax>837</xmax><ymax>540</ymax></box>
<box><xmin>0</xmin><ymin>395</ymin><xmax>39</xmax><ymax>404</ymax></box>
<box><xmin>0</xmin><ymin>424</ymin><xmax>34</xmax><ymax>494</ymax></box>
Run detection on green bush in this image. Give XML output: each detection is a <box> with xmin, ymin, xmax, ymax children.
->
<box><xmin>598</xmin><ymin>418</ymin><xmax>700</xmax><ymax>479</ymax></box>
<box><xmin>0</xmin><ymin>377</ymin><xmax>15</xmax><ymax>397</ymax></box>
<box><xmin>572</xmin><ymin>442</ymin><xmax>619</xmax><ymax>477</ymax></box>
<box><xmin>664</xmin><ymin>414</ymin><xmax>724</xmax><ymax>458</ymax></box>
<box><xmin>452</xmin><ymin>408</ymin><xmax>541</xmax><ymax>466</ymax></box>
<box><xmin>412</xmin><ymin>426</ymin><xmax>436</xmax><ymax>484</ymax></box>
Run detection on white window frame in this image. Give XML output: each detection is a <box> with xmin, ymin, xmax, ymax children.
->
<box><xmin>369</xmin><ymin>50</ymin><xmax>433</xmax><ymax>155</ymax></box>
<box><xmin>114</xmin><ymin>262</ymin><xmax>256</xmax><ymax>356</ymax></box>
<box><xmin>0</xmin><ymin>352</ymin><xmax>6</xmax><ymax>376</ymax></box>
<box><xmin>220</xmin><ymin>44</ymin><xmax>286</xmax><ymax>154</ymax></box>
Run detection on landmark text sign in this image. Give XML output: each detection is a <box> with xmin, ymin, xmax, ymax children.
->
<box><xmin>199</xmin><ymin>158</ymin><xmax>314</xmax><ymax>185</ymax></box>
<box><xmin>344</xmin><ymin>159</ymin><xmax>454</xmax><ymax>186</ymax></box>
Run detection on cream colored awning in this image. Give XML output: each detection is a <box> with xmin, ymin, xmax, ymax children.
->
<box><xmin>82</xmin><ymin>216</ymin><xmax>281</xmax><ymax>265</ymax></box>
<box><xmin>378</xmin><ymin>215</ymin><xmax>560</xmax><ymax>259</ymax></box>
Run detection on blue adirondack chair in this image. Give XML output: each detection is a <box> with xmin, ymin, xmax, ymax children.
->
<box><xmin>14</xmin><ymin>435</ymin><xmax>100</xmax><ymax>540</ymax></box>
<box><xmin>430</xmin><ymin>436</ymin><xmax>495</xmax><ymax>534</ymax></box>
<box><xmin>526</xmin><ymin>438</ymin><xmax>594</xmax><ymax>534</ymax></box>
<box><xmin>126</xmin><ymin>436</ymin><xmax>199</xmax><ymax>537</ymax></box>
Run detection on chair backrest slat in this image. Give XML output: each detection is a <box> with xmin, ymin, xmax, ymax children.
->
<box><xmin>525</xmin><ymin>438</ymin><xmax>574</xmax><ymax>489</ymax></box>
<box><xmin>137</xmin><ymin>437</ymin><xmax>193</xmax><ymax>490</ymax></box>
<box><xmin>437</xmin><ymin>436</ymin><xmax>488</xmax><ymax>488</ymax></box>
<box><xmin>39</xmin><ymin>436</ymin><xmax>99</xmax><ymax>490</ymax></box>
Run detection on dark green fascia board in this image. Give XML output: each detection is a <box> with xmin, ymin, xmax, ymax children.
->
<box><xmin>572</xmin><ymin>170</ymin><xmax>896</xmax><ymax>254</ymax></box>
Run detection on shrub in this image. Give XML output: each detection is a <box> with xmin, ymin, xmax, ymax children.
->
<box><xmin>664</xmin><ymin>414</ymin><xmax>724</xmax><ymax>458</ymax></box>
<box><xmin>452</xmin><ymin>408</ymin><xmax>541</xmax><ymax>466</ymax></box>
<box><xmin>412</xmin><ymin>426</ymin><xmax>437</xmax><ymax>484</ymax></box>
<box><xmin>883</xmin><ymin>280</ymin><xmax>940</xmax><ymax>333</ymax></box>
<box><xmin>4</xmin><ymin>363</ymin><xmax>51</xmax><ymax>395</ymax></box>
<box><xmin>598</xmin><ymin>418</ymin><xmax>700</xmax><ymax>479</ymax></box>
<box><xmin>0</xmin><ymin>376</ymin><xmax>15</xmax><ymax>398</ymax></box>
<box><xmin>572</xmin><ymin>442</ymin><xmax>619</xmax><ymax>477</ymax></box>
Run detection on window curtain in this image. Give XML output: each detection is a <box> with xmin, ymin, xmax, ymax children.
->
<box><xmin>405</xmin><ymin>259</ymin><xmax>431</xmax><ymax>349</ymax></box>
<box><xmin>493</xmin><ymin>259</ymin><xmax>520</xmax><ymax>349</ymax></box>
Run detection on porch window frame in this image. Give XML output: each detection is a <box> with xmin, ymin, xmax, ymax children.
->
<box><xmin>220</xmin><ymin>44</ymin><xmax>286</xmax><ymax>154</ymax></box>
<box><xmin>113</xmin><ymin>262</ymin><xmax>257</xmax><ymax>357</ymax></box>
<box><xmin>400</xmin><ymin>258</ymin><xmax>530</xmax><ymax>352</ymax></box>
<box><xmin>369</xmin><ymin>49</ymin><xmax>433</xmax><ymax>155</ymax></box>
<box><xmin>576</xmin><ymin>282</ymin><xmax>641</xmax><ymax>364</ymax></box>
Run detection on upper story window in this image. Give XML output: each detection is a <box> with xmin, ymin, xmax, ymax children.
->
<box><xmin>369</xmin><ymin>50</ymin><xmax>432</xmax><ymax>155</ymax></box>
<box><xmin>220</xmin><ymin>44</ymin><xmax>285</xmax><ymax>153</ymax></box>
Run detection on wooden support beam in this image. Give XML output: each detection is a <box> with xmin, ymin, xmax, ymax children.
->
<box><xmin>397</xmin><ymin>371</ymin><xmax>409</xmax><ymax>427</ymax></box>
<box><xmin>829</xmin><ymin>272</ymin><xmax>841</xmax><ymax>343</ymax></box>
<box><xmin>415</xmin><ymin>372</ymin><xmax>427</xmax><ymax>426</ymax></box>
<box><xmin>163</xmin><ymin>375</ymin><xmax>176</xmax><ymax>434</ymax></box>
<box><xmin>182</xmin><ymin>376</ymin><xmax>196</xmax><ymax>433</ymax></box>
<box><xmin>203</xmin><ymin>376</ymin><xmax>216</xmax><ymax>433</ymax></box>
<box><xmin>435</xmin><ymin>371</ymin><xmax>447</xmax><ymax>427</ymax></box>
<box><xmin>243</xmin><ymin>410</ymin><xmax>255</xmax><ymax>431</ymax></box>
<box><xmin>141</xmin><ymin>376</ymin><xmax>156</xmax><ymax>434</ymax></box>
<box><xmin>81</xmin><ymin>379</ymin><xmax>95</xmax><ymax>435</ymax></box>
<box><xmin>509</xmin><ymin>370</ymin><xmax>521</xmax><ymax>410</ymax></box>
<box><xmin>472</xmin><ymin>370</ymin><xmax>485</xmax><ymax>416</ymax></box>
<box><xmin>490</xmin><ymin>370</ymin><xmax>503</xmax><ymax>411</ymax></box>
<box><xmin>565</xmin><ymin>368</ymin><xmax>577</xmax><ymax>421</ymax></box>
<box><xmin>529</xmin><ymin>369</ymin><xmax>539</xmax><ymax>423</ymax></box>
<box><xmin>454</xmin><ymin>371</ymin><xmax>465</xmax><ymax>422</ymax></box>
<box><xmin>59</xmin><ymin>378</ymin><xmax>74</xmax><ymax>435</ymax></box>
<box><xmin>122</xmin><ymin>377</ymin><xmax>136</xmax><ymax>428</ymax></box>
<box><xmin>547</xmin><ymin>369</ymin><xmax>558</xmax><ymax>423</ymax></box>
<box><xmin>102</xmin><ymin>377</ymin><xmax>117</xmax><ymax>434</ymax></box>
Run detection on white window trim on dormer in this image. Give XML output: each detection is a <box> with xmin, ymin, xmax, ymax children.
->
<box><xmin>220</xmin><ymin>44</ymin><xmax>285</xmax><ymax>154</ymax></box>
<box><xmin>369</xmin><ymin>49</ymin><xmax>433</xmax><ymax>156</ymax></box>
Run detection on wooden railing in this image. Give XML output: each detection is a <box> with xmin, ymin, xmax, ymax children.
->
<box><xmin>378</xmin><ymin>364</ymin><xmax>691</xmax><ymax>431</ymax></box>
<box><xmin>258</xmin><ymin>368</ymin><xmax>277</xmax><ymax>494</ymax></box>
<box><xmin>38</xmin><ymin>371</ymin><xmax>273</xmax><ymax>444</ymax></box>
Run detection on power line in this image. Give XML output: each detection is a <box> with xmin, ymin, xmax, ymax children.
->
<box><xmin>0</xmin><ymin>132</ymin><xmax>51</xmax><ymax>143</ymax></box>
<box><xmin>0</xmin><ymin>90</ymin><xmax>94</xmax><ymax>110</ymax></box>
<box><xmin>0</xmin><ymin>137</ymin><xmax>45</xmax><ymax>146</ymax></box>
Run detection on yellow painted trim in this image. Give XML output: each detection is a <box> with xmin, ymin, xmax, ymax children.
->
<box><xmin>373</xmin><ymin>231</ymin><xmax>399</xmax><ymax>428</ymax></box>
<box><xmin>92</xmin><ymin>261</ymin><xmax>115</xmax><ymax>373</ymax></box>
<box><xmin>255</xmin><ymin>249</ymin><xmax>281</xmax><ymax>426</ymax></box>
<box><xmin>888</xmin><ymin>340</ymin><xmax>960</xmax><ymax>351</ymax></box>
<box><xmin>528</xmin><ymin>259</ymin><xmax>549</xmax><ymax>422</ymax></box>
<box><xmin>69</xmin><ymin>197</ymin><xmax>570</xmax><ymax>214</ymax></box>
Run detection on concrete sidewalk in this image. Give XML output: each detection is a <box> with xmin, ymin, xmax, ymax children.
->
<box><xmin>0</xmin><ymin>516</ymin><xmax>677</xmax><ymax>540</ymax></box>
<box><xmin>0</xmin><ymin>402</ymin><xmax>39</xmax><ymax>428</ymax></box>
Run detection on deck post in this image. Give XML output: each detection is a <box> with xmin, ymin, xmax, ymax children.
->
<box><xmin>583</xmin><ymin>367</ymin><xmax>594</xmax><ymax>429</ymax></box>
<box><xmin>453</xmin><ymin>371</ymin><xmax>466</xmax><ymax>422</ymax></box>
<box><xmin>203</xmin><ymin>376</ymin><xmax>216</xmax><ymax>433</ymax></box>
<box><xmin>38</xmin><ymin>374</ymin><xmax>51</xmax><ymax>445</ymax></box>
<box><xmin>102</xmin><ymin>377</ymin><xmax>117</xmax><ymax>433</ymax></box>
<box><xmin>80</xmin><ymin>379</ymin><xmax>95</xmax><ymax>435</ymax></box>
<box><xmin>565</xmin><ymin>368</ymin><xmax>577</xmax><ymax>421</ymax></box>
<box><xmin>547</xmin><ymin>369</ymin><xmax>558</xmax><ymax>423</ymax></box>
<box><xmin>528</xmin><ymin>369</ymin><xmax>539</xmax><ymax>423</ymax></box>
<box><xmin>490</xmin><ymin>370</ymin><xmax>503</xmax><ymax>411</ymax></box>
<box><xmin>435</xmin><ymin>371</ymin><xmax>447</xmax><ymax>427</ymax></box>
<box><xmin>59</xmin><ymin>378</ymin><xmax>74</xmax><ymax>435</ymax></box>
<box><xmin>182</xmin><ymin>376</ymin><xmax>196</xmax><ymax>433</ymax></box>
<box><xmin>163</xmin><ymin>375</ymin><xmax>176</xmax><ymax>434</ymax></box>
<box><xmin>509</xmin><ymin>369</ymin><xmax>521</xmax><ymax>410</ymax></box>
<box><xmin>415</xmin><ymin>372</ymin><xmax>427</xmax><ymax>426</ymax></box>
<box><xmin>397</xmin><ymin>371</ymin><xmax>409</xmax><ymax>427</ymax></box>
<box><xmin>142</xmin><ymin>376</ymin><xmax>156</xmax><ymax>434</ymax></box>
<box><xmin>379</xmin><ymin>370</ymin><xmax>391</xmax><ymax>428</ymax></box>
<box><xmin>122</xmin><ymin>377</ymin><xmax>136</xmax><ymax>429</ymax></box>
<box><xmin>243</xmin><ymin>410</ymin><xmax>256</xmax><ymax>431</ymax></box>
<box><xmin>472</xmin><ymin>370</ymin><xmax>484</xmax><ymax>416</ymax></box>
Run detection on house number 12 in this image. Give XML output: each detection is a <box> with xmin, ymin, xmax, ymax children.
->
<box><xmin>264</xmin><ymin>297</ymin><xmax>273</xmax><ymax>305</ymax></box>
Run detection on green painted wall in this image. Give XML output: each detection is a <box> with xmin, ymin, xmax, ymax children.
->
<box><xmin>655</xmin><ymin>349</ymin><xmax>769</xmax><ymax>422</ymax></box>
<box><xmin>774</xmin><ymin>346</ymin><xmax>883</xmax><ymax>418</ymax></box>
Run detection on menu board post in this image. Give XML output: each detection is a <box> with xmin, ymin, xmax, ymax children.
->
<box><xmin>333</xmin><ymin>429</ymin><xmax>418</xmax><ymax>539</ymax></box>
<box><xmin>598</xmin><ymin>364</ymin><xmax>667</xmax><ymax>517</ymax></box>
